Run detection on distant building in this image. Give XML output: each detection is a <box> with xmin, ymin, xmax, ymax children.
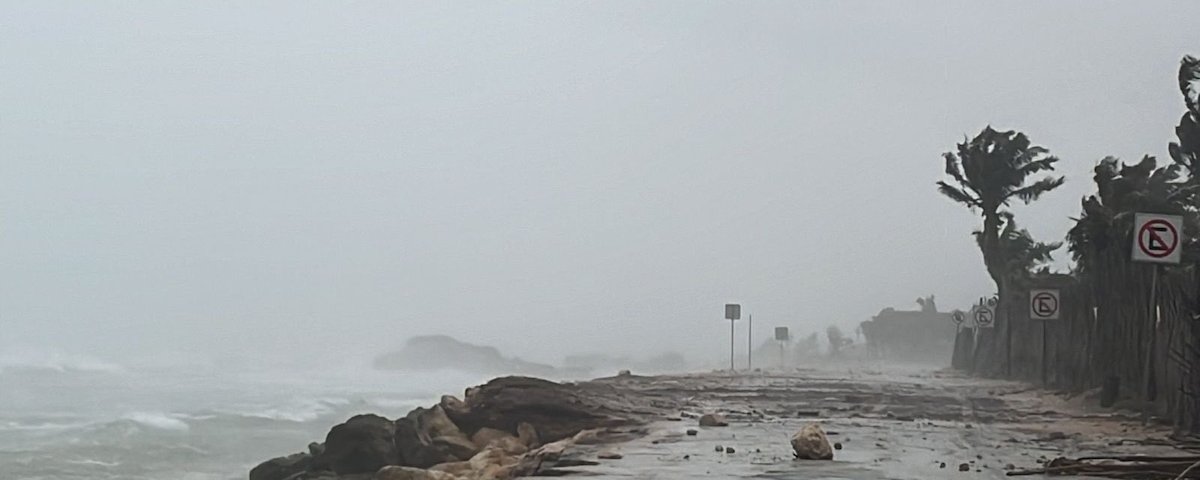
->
<box><xmin>859</xmin><ymin>295</ymin><xmax>955</xmax><ymax>362</ymax></box>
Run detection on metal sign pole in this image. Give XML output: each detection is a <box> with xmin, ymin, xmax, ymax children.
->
<box><xmin>1041</xmin><ymin>319</ymin><xmax>1048</xmax><ymax>386</ymax></box>
<box><xmin>747</xmin><ymin>314</ymin><xmax>753</xmax><ymax>371</ymax></box>
<box><xmin>1142</xmin><ymin>264</ymin><xmax>1160</xmax><ymax>401</ymax></box>
<box><xmin>723</xmin><ymin>304</ymin><xmax>741</xmax><ymax>373</ymax></box>
<box><xmin>729</xmin><ymin>319</ymin><xmax>735</xmax><ymax>372</ymax></box>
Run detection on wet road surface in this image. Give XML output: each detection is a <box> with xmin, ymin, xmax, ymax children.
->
<box><xmin>558</xmin><ymin>366</ymin><xmax>1180</xmax><ymax>479</ymax></box>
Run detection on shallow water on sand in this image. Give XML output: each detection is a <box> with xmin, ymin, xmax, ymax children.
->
<box><xmin>0</xmin><ymin>353</ymin><xmax>492</xmax><ymax>480</ymax></box>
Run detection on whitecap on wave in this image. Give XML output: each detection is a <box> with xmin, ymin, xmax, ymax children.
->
<box><xmin>231</xmin><ymin>397</ymin><xmax>352</xmax><ymax>423</ymax></box>
<box><xmin>118</xmin><ymin>412</ymin><xmax>190</xmax><ymax>432</ymax></box>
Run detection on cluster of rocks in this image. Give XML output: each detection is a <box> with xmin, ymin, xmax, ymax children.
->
<box><xmin>251</xmin><ymin>376</ymin><xmax>646</xmax><ymax>480</ymax></box>
<box><xmin>696</xmin><ymin>411</ymin><xmax>835</xmax><ymax>462</ymax></box>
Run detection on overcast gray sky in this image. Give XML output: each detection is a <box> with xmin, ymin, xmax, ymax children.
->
<box><xmin>3</xmin><ymin>1</ymin><xmax>1198</xmax><ymax>367</ymax></box>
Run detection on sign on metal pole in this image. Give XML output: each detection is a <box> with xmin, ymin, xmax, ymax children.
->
<box><xmin>1030</xmin><ymin>289</ymin><xmax>1060</xmax><ymax>320</ymax></box>
<box><xmin>725</xmin><ymin>304</ymin><xmax>741</xmax><ymax>320</ymax></box>
<box><xmin>974</xmin><ymin>300</ymin><xmax>995</xmax><ymax>329</ymax></box>
<box><xmin>774</xmin><ymin>327</ymin><xmax>790</xmax><ymax>341</ymax></box>
<box><xmin>723</xmin><ymin>304</ymin><xmax>740</xmax><ymax>371</ymax></box>
<box><xmin>1132</xmin><ymin>213</ymin><xmax>1183</xmax><ymax>264</ymax></box>
<box><xmin>951</xmin><ymin>310</ymin><xmax>966</xmax><ymax>326</ymax></box>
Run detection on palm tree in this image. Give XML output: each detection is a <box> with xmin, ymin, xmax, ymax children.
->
<box><xmin>1068</xmin><ymin>156</ymin><xmax>1189</xmax><ymax>273</ymax></box>
<box><xmin>938</xmin><ymin>127</ymin><xmax>1066</xmax><ymax>290</ymax></box>
<box><xmin>937</xmin><ymin>127</ymin><xmax>1064</xmax><ymax>377</ymax></box>
<box><xmin>1065</xmin><ymin>155</ymin><xmax>1195</xmax><ymax>414</ymax></box>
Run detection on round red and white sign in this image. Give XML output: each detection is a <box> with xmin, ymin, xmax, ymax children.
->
<box><xmin>1136</xmin><ymin>218</ymin><xmax>1179</xmax><ymax>259</ymax></box>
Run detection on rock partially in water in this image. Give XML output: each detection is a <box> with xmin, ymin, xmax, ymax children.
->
<box><xmin>249</xmin><ymin>451</ymin><xmax>312</xmax><ymax>480</ymax></box>
<box><xmin>311</xmin><ymin>414</ymin><xmax>399</xmax><ymax>474</ymax></box>
<box><xmin>791</xmin><ymin>422</ymin><xmax>834</xmax><ymax>460</ymax></box>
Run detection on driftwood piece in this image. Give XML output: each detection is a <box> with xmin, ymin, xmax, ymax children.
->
<box><xmin>1006</xmin><ymin>456</ymin><xmax>1200</xmax><ymax>479</ymax></box>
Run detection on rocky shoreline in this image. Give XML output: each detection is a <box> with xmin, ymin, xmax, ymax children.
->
<box><xmin>252</xmin><ymin>366</ymin><xmax>1189</xmax><ymax>480</ymax></box>
<box><xmin>250</xmin><ymin>375</ymin><xmax>669</xmax><ymax>480</ymax></box>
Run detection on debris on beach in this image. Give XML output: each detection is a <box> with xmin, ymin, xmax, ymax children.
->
<box><xmin>1006</xmin><ymin>455</ymin><xmax>1200</xmax><ymax>479</ymax></box>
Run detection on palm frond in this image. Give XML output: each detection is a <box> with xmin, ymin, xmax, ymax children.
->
<box><xmin>1008</xmin><ymin>176</ymin><xmax>1066</xmax><ymax>203</ymax></box>
<box><xmin>1016</xmin><ymin>155</ymin><xmax>1059</xmax><ymax>175</ymax></box>
<box><xmin>936</xmin><ymin>181</ymin><xmax>981</xmax><ymax>209</ymax></box>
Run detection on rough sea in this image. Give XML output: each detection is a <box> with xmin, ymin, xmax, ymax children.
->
<box><xmin>0</xmin><ymin>350</ymin><xmax>493</xmax><ymax>480</ymax></box>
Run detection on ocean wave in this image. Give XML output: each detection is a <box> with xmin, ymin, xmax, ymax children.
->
<box><xmin>230</xmin><ymin>398</ymin><xmax>351</xmax><ymax>423</ymax></box>
<box><xmin>0</xmin><ymin>420</ymin><xmax>93</xmax><ymax>433</ymax></box>
<box><xmin>119</xmin><ymin>412</ymin><xmax>190</xmax><ymax>432</ymax></box>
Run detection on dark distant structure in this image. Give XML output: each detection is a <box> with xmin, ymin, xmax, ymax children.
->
<box><xmin>859</xmin><ymin>295</ymin><xmax>954</xmax><ymax>362</ymax></box>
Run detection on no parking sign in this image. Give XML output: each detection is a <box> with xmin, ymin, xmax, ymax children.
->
<box><xmin>1132</xmin><ymin>214</ymin><xmax>1183</xmax><ymax>264</ymax></box>
<box><xmin>1030</xmin><ymin>289</ymin><xmax>1060</xmax><ymax>320</ymax></box>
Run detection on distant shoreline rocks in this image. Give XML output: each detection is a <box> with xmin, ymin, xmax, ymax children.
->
<box><xmin>372</xmin><ymin>335</ymin><xmax>561</xmax><ymax>377</ymax></box>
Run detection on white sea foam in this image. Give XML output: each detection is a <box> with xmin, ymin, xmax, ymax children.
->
<box><xmin>120</xmin><ymin>412</ymin><xmax>190</xmax><ymax>432</ymax></box>
<box><xmin>0</xmin><ymin>420</ymin><xmax>93</xmax><ymax>433</ymax></box>
<box><xmin>65</xmin><ymin>458</ymin><xmax>120</xmax><ymax>467</ymax></box>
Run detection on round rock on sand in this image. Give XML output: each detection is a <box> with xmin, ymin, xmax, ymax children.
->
<box><xmin>791</xmin><ymin>422</ymin><xmax>834</xmax><ymax>460</ymax></box>
<box><xmin>698</xmin><ymin>413</ymin><xmax>728</xmax><ymax>427</ymax></box>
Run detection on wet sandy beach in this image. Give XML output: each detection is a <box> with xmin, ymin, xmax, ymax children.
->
<box><xmin>554</xmin><ymin>365</ymin><xmax>1183</xmax><ymax>479</ymax></box>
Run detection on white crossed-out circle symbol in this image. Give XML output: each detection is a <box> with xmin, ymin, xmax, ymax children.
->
<box><xmin>1032</xmin><ymin>292</ymin><xmax>1058</xmax><ymax>318</ymax></box>
<box><xmin>1138</xmin><ymin>219</ymin><xmax>1179</xmax><ymax>258</ymax></box>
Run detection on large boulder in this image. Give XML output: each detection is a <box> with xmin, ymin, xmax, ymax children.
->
<box><xmin>453</xmin><ymin>376</ymin><xmax>639</xmax><ymax>442</ymax></box>
<box><xmin>791</xmin><ymin>422</ymin><xmax>834</xmax><ymax>460</ymax></box>
<box><xmin>312</xmin><ymin>414</ymin><xmax>400</xmax><ymax>474</ymax></box>
<box><xmin>250</xmin><ymin>451</ymin><xmax>312</xmax><ymax>480</ymax></box>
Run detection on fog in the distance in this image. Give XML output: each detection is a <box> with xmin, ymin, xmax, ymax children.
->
<box><xmin>3</xmin><ymin>1</ymin><xmax>1197</xmax><ymax>369</ymax></box>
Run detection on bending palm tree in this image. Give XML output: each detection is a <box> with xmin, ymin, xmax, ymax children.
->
<box><xmin>938</xmin><ymin>127</ymin><xmax>1065</xmax><ymax>289</ymax></box>
<box><xmin>937</xmin><ymin>127</ymin><xmax>1065</xmax><ymax>376</ymax></box>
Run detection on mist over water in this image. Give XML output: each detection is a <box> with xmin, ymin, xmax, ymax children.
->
<box><xmin>0</xmin><ymin>349</ymin><xmax>493</xmax><ymax>480</ymax></box>
<box><xmin>4</xmin><ymin>1</ymin><xmax>1200</xmax><ymax>478</ymax></box>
